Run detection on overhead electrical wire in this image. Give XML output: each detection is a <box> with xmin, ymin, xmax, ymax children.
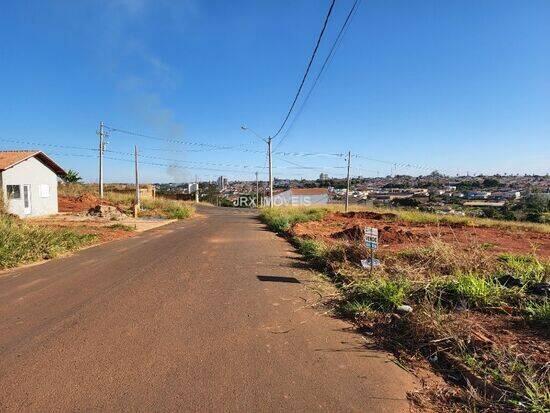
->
<box><xmin>270</xmin><ymin>0</ymin><xmax>336</xmax><ymax>139</ymax></box>
<box><xmin>0</xmin><ymin>136</ymin><xmax>442</xmax><ymax>173</ymax></box>
<box><xmin>105</xmin><ymin>126</ymin><xmax>264</xmax><ymax>153</ymax></box>
<box><xmin>275</xmin><ymin>0</ymin><xmax>362</xmax><ymax>150</ymax></box>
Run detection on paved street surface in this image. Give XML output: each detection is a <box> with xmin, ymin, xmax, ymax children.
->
<box><xmin>0</xmin><ymin>207</ymin><xmax>416</xmax><ymax>412</ymax></box>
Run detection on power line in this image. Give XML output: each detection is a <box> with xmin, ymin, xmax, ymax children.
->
<box><xmin>0</xmin><ymin>136</ymin><xmax>442</xmax><ymax>174</ymax></box>
<box><xmin>45</xmin><ymin>151</ymin><xmax>269</xmax><ymax>176</ymax></box>
<box><xmin>270</xmin><ymin>0</ymin><xmax>336</xmax><ymax>139</ymax></box>
<box><xmin>105</xmin><ymin>126</ymin><xmax>264</xmax><ymax>153</ymax></box>
<box><xmin>275</xmin><ymin>0</ymin><xmax>361</xmax><ymax>150</ymax></box>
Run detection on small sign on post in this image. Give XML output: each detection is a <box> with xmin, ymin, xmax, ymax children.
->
<box><xmin>361</xmin><ymin>227</ymin><xmax>379</xmax><ymax>272</ymax></box>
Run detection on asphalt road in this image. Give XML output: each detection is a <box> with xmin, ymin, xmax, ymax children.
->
<box><xmin>0</xmin><ymin>206</ymin><xmax>416</xmax><ymax>412</ymax></box>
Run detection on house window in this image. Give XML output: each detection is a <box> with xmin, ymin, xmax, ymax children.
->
<box><xmin>39</xmin><ymin>184</ymin><xmax>50</xmax><ymax>198</ymax></box>
<box><xmin>6</xmin><ymin>185</ymin><xmax>21</xmax><ymax>199</ymax></box>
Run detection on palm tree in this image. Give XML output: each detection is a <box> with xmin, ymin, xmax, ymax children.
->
<box><xmin>64</xmin><ymin>169</ymin><xmax>82</xmax><ymax>183</ymax></box>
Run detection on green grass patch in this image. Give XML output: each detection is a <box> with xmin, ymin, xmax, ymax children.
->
<box><xmin>259</xmin><ymin>206</ymin><xmax>329</xmax><ymax>233</ymax></box>
<box><xmin>498</xmin><ymin>253</ymin><xmax>549</xmax><ymax>284</ymax></box>
<box><xmin>0</xmin><ymin>215</ymin><xmax>97</xmax><ymax>269</ymax></box>
<box><xmin>524</xmin><ymin>300</ymin><xmax>550</xmax><ymax>327</ymax></box>
<box><xmin>345</xmin><ymin>278</ymin><xmax>410</xmax><ymax>312</ymax></box>
<box><xmin>434</xmin><ymin>273</ymin><xmax>507</xmax><ymax>308</ymax></box>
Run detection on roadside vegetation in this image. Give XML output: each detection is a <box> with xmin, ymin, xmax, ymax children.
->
<box><xmin>58</xmin><ymin>184</ymin><xmax>195</xmax><ymax>220</ymax></box>
<box><xmin>0</xmin><ymin>214</ymin><xmax>96</xmax><ymax>270</ymax></box>
<box><xmin>260</xmin><ymin>206</ymin><xmax>550</xmax><ymax>412</ymax></box>
<box><xmin>103</xmin><ymin>192</ymin><xmax>195</xmax><ymax>220</ymax></box>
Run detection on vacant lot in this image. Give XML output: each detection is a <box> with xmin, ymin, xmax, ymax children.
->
<box><xmin>293</xmin><ymin>210</ymin><xmax>550</xmax><ymax>257</ymax></box>
<box><xmin>261</xmin><ymin>206</ymin><xmax>550</xmax><ymax>412</ymax></box>
<box><xmin>1</xmin><ymin>186</ymin><xmax>195</xmax><ymax>270</ymax></box>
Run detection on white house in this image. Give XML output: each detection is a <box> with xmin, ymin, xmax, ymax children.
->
<box><xmin>0</xmin><ymin>151</ymin><xmax>66</xmax><ymax>218</ymax></box>
<box><xmin>271</xmin><ymin>188</ymin><xmax>329</xmax><ymax>206</ymax></box>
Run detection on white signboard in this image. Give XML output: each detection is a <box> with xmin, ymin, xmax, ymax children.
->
<box><xmin>364</xmin><ymin>227</ymin><xmax>378</xmax><ymax>250</ymax></box>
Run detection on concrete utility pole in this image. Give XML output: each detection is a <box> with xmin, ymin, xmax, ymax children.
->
<box><xmin>98</xmin><ymin>121</ymin><xmax>106</xmax><ymax>199</ymax></box>
<box><xmin>345</xmin><ymin>151</ymin><xmax>351</xmax><ymax>213</ymax></box>
<box><xmin>195</xmin><ymin>176</ymin><xmax>199</xmax><ymax>203</ymax></box>
<box><xmin>268</xmin><ymin>137</ymin><xmax>273</xmax><ymax>208</ymax></box>
<box><xmin>241</xmin><ymin>126</ymin><xmax>274</xmax><ymax>208</ymax></box>
<box><xmin>134</xmin><ymin>145</ymin><xmax>140</xmax><ymax>217</ymax></box>
<box><xmin>255</xmin><ymin>171</ymin><xmax>259</xmax><ymax>207</ymax></box>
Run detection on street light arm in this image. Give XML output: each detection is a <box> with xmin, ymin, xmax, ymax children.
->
<box><xmin>241</xmin><ymin>125</ymin><xmax>267</xmax><ymax>143</ymax></box>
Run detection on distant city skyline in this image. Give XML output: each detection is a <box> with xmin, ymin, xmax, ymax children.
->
<box><xmin>1</xmin><ymin>0</ymin><xmax>548</xmax><ymax>183</ymax></box>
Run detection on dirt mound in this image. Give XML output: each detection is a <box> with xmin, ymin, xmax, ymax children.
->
<box><xmin>331</xmin><ymin>225</ymin><xmax>365</xmax><ymax>241</ymax></box>
<box><xmin>293</xmin><ymin>211</ymin><xmax>550</xmax><ymax>257</ymax></box>
<box><xmin>87</xmin><ymin>205</ymin><xmax>126</xmax><ymax>220</ymax></box>
<box><xmin>59</xmin><ymin>194</ymin><xmax>115</xmax><ymax>213</ymax></box>
<box><xmin>331</xmin><ymin>224</ymin><xmax>418</xmax><ymax>245</ymax></box>
<box><xmin>337</xmin><ymin>211</ymin><xmax>397</xmax><ymax>220</ymax></box>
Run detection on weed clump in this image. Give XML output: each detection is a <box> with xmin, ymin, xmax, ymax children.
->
<box><xmin>524</xmin><ymin>300</ymin><xmax>550</xmax><ymax>327</ymax></box>
<box><xmin>344</xmin><ymin>278</ymin><xmax>410</xmax><ymax>312</ymax></box>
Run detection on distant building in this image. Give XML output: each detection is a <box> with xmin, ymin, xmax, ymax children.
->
<box><xmin>217</xmin><ymin>176</ymin><xmax>228</xmax><ymax>190</ymax></box>
<box><xmin>271</xmin><ymin>188</ymin><xmax>329</xmax><ymax>206</ymax></box>
<box><xmin>464</xmin><ymin>201</ymin><xmax>506</xmax><ymax>207</ymax></box>
<box><xmin>465</xmin><ymin>191</ymin><xmax>491</xmax><ymax>200</ymax></box>
<box><xmin>319</xmin><ymin>173</ymin><xmax>329</xmax><ymax>181</ymax></box>
<box><xmin>489</xmin><ymin>191</ymin><xmax>521</xmax><ymax>200</ymax></box>
<box><xmin>0</xmin><ymin>150</ymin><xmax>65</xmax><ymax>217</ymax></box>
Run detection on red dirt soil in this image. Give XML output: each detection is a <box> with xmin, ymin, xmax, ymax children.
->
<box><xmin>58</xmin><ymin>194</ymin><xmax>114</xmax><ymax>213</ymax></box>
<box><xmin>292</xmin><ymin>212</ymin><xmax>550</xmax><ymax>258</ymax></box>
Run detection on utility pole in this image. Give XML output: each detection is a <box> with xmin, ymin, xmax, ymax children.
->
<box><xmin>134</xmin><ymin>145</ymin><xmax>140</xmax><ymax>217</ymax></box>
<box><xmin>195</xmin><ymin>175</ymin><xmax>199</xmax><ymax>203</ymax></box>
<box><xmin>255</xmin><ymin>171</ymin><xmax>259</xmax><ymax>208</ymax></box>
<box><xmin>345</xmin><ymin>151</ymin><xmax>351</xmax><ymax>213</ymax></box>
<box><xmin>240</xmin><ymin>126</ymin><xmax>273</xmax><ymax>208</ymax></box>
<box><xmin>98</xmin><ymin>121</ymin><xmax>106</xmax><ymax>198</ymax></box>
<box><xmin>268</xmin><ymin>137</ymin><xmax>273</xmax><ymax>208</ymax></box>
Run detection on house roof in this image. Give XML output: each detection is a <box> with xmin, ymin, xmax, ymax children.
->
<box><xmin>0</xmin><ymin>151</ymin><xmax>66</xmax><ymax>176</ymax></box>
<box><xmin>289</xmin><ymin>188</ymin><xmax>328</xmax><ymax>196</ymax></box>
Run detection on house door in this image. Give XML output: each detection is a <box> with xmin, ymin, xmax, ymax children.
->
<box><xmin>23</xmin><ymin>184</ymin><xmax>31</xmax><ymax>215</ymax></box>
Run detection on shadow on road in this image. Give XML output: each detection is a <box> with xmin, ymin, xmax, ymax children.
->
<box><xmin>256</xmin><ymin>275</ymin><xmax>301</xmax><ymax>283</ymax></box>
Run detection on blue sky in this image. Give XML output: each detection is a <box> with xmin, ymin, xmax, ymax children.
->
<box><xmin>1</xmin><ymin>0</ymin><xmax>548</xmax><ymax>183</ymax></box>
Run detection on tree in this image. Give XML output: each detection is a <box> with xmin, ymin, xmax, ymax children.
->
<box><xmin>64</xmin><ymin>169</ymin><xmax>82</xmax><ymax>183</ymax></box>
<box><xmin>482</xmin><ymin>178</ymin><xmax>500</xmax><ymax>188</ymax></box>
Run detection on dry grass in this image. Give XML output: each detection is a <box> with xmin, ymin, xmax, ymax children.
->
<box><xmin>262</xmin><ymin>204</ymin><xmax>550</xmax><ymax>233</ymax></box>
<box><xmin>260</xmin><ymin>205</ymin><xmax>550</xmax><ymax>412</ymax></box>
<box><xmin>103</xmin><ymin>192</ymin><xmax>195</xmax><ymax>220</ymax></box>
<box><xmin>0</xmin><ymin>214</ymin><xmax>96</xmax><ymax>269</ymax></box>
